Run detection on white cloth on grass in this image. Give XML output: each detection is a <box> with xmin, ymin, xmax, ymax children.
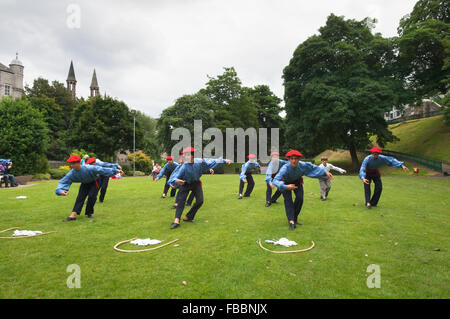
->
<box><xmin>16</xmin><ymin>196</ymin><xmax>27</xmax><ymax>199</ymax></box>
<box><xmin>130</xmin><ymin>238</ymin><xmax>162</xmax><ymax>246</ymax></box>
<box><xmin>265</xmin><ymin>238</ymin><xmax>298</xmax><ymax>247</ymax></box>
<box><xmin>12</xmin><ymin>230</ymin><xmax>43</xmax><ymax>236</ymax></box>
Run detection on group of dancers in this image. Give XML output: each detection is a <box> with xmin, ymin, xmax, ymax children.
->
<box><xmin>55</xmin><ymin>147</ymin><xmax>408</xmax><ymax>230</ymax></box>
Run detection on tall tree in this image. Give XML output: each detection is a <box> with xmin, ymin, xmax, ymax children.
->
<box><xmin>283</xmin><ymin>14</ymin><xmax>403</xmax><ymax>169</ymax></box>
<box><xmin>69</xmin><ymin>96</ymin><xmax>141</xmax><ymax>161</ymax></box>
<box><xmin>397</xmin><ymin>0</ymin><xmax>450</xmax><ymax>101</ymax></box>
<box><xmin>136</xmin><ymin>111</ymin><xmax>160</xmax><ymax>160</ymax></box>
<box><xmin>0</xmin><ymin>97</ymin><xmax>49</xmax><ymax>175</ymax></box>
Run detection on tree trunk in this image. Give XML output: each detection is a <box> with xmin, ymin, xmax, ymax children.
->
<box><xmin>349</xmin><ymin>143</ymin><xmax>360</xmax><ymax>171</ymax></box>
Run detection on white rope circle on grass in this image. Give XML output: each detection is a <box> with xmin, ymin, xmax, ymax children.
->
<box><xmin>0</xmin><ymin>227</ymin><xmax>57</xmax><ymax>239</ymax></box>
<box><xmin>113</xmin><ymin>237</ymin><xmax>179</xmax><ymax>253</ymax></box>
<box><xmin>258</xmin><ymin>238</ymin><xmax>315</xmax><ymax>254</ymax></box>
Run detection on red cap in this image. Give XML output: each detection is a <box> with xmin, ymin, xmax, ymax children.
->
<box><xmin>86</xmin><ymin>157</ymin><xmax>96</xmax><ymax>164</ymax></box>
<box><xmin>166</xmin><ymin>156</ymin><xmax>173</xmax><ymax>160</ymax></box>
<box><xmin>66</xmin><ymin>155</ymin><xmax>81</xmax><ymax>163</ymax></box>
<box><xmin>248</xmin><ymin>154</ymin><xmax>256</xmax><ymax>159</ymax></box>
<box><xmin>270</xmin><ymin>152</ymin><xmax>280</xmax><ymax>156</ymax></box>
<box><xmin>181</xmin><ymin>147</ymin><xmax>195</xmax><ymax>154</ymax></box>
<box><xmin>285</xmin><ymin>150</ymin><xmax>303</xmax><ymax>158</ymax></box>
<box><xmin>370</xmin><ymin>147</ymin><xmax>382</xmax><ymax>154</ymax></box>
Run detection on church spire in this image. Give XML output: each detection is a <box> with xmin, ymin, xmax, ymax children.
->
<box><xmin>90</xmin><ymin>68</ymin><xmax>100</xmax><ymax>97</ymax></box>
<box><xmin>66</xmin><ymin>60</ymin><xmax>77</xmax><ymax>98</ymax></box>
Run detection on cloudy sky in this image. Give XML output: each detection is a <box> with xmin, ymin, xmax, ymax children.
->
<box><xmin>1</xmin><ymin>0</ymin><xmax>417</xmax><ymax>118</ymax></box>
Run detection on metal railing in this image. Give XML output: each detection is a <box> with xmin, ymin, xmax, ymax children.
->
<box><xmin>387</xmin><ymin>111</ymin><xmax>442</xmax><ymax>124</ymax></box>
<box><xmin>372</xmin><ymin>149</ymin><xmax>444</xmax><ymax>172</ymax></box>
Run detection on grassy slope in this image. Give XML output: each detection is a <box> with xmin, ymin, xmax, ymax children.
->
<box><xmin>382</xmin><ymin>115</ymin><xmax>450</xmax><ymax>162</ymax></box>
<box><xmin>0</xmin><ymin>175</ymin><xmax>449</xmax><ymax>299</ymax></box>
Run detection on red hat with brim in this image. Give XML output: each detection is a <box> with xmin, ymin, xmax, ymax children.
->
<box><xmin>166</xmin><ymin>156</ymin><xmax>173</xmax><ymax>160</ymax></box>
<box><xmin>86</xmin><ymin>157</ymin><xmax>96</xmax><ymax>164</ymax></box>
<box><xmin>270</xmin><ymin>152</ymin><xmax>280</xmax><ymax>156</ymax></box>
<box><xmin>181</xmin><ymin>147</ymin><xmax>195</xmax><ymax>154</ymax></box>
<box><xmin>67</xmin><ymin>155</ymin><xmax>81</xmax><ymax>163</ymax></box>
<box><xmin>370</xmin><ymin>147</ymin><xmax>382</xmax><ymax>154</ymax></box>
<box><xmin>248</xmin><ymin>154</ymin><xmax>256</xmax><ymax>159</ymax></box>
<box><xmin>285</xmin><ymin>150</ymin><xmax>303</xmax><ymax>158</ymax></box>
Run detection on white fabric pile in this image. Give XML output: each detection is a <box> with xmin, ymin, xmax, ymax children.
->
<box><xmin>130</xmin><ymin>238</ymin><xmax>162</xmax><ymax>246</ymax></box>
<box><xmin>16</xmin><ymin>196</ymin><xmax>27</xmax><ymax>199</ymax></box>
<box><xmin>265</xmin><ymin>237</ymin><xmax>298</xmax><ymax>247</ymax></box>
<box><xmin>12</xmin><ymin>230</ymin><xmax>42</xmax><ymax>236</ymax></box>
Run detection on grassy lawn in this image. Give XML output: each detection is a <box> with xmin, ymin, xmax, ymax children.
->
<box><xmin>0</xmin><ymin>174</ymin><xmax>449</xmax><ymax>299</ymax></box>
<box><xmin>383</xmin><ymin>115</ymin><xmax>450</xmax><ymax>162</ymax></box>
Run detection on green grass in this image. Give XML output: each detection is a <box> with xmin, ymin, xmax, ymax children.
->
<box><xmin>0</xmin><ymin>175</ymin><xmax>449</xmax><ymax>298</ymax></box>
<box><xmin>383</xmin><ymin>115</ymin><xmax>450</xmax><ymax>162</ymax></box>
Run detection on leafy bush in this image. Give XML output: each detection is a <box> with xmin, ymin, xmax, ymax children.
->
<box><xmin>34</xmin><ymin>155</ymin><xmax>50</xmax><ymax>174</ymax></box>
<box><xmin>59</xmin><ymin>165</ymin><xmax>70</xmax><ymax>170</ymax></box>
<box><xmin>134</xmin><ymin>171</ymin><xmax>145</xmax><ymax>176</ymax></box>
<box><xmin>0</xmin><ymin>97</ymin><xmax>49</xmax><ymax>175</ymax></box>
<box><xmin>32</xmin><ymin>173</ymin><xmax>51</xmax><ymax>180</ymax></box>
<box><xmin>127</xmin><ymin>151</ymin><xmax>153</xmax><ymax>174</ymax></box>
<box><xmin>120</xmin><ymin>164</ymin><xmax>132</xmax><ymax>176</ymax></box>
<box><xmin>50</xmin><ymin>168</ymin><xmax>70</xmax><ymax>179</ymax></box>
<box><xmin>70</xmin><ymin>149</ymin><xmax>97</xmax><ymax>158</ymax></box>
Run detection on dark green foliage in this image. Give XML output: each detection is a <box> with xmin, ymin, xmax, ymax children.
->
<box><xmin>397</xmin><ymin>0</ymin><xmax>450</xmax><ymax>101</ymax></box>
<box><xmin>0</xmin><ymin>97</ymin><xmax>49</xmax><ymax>175</ymax></box>
<box><xmin>283</xmin><ymin>14</ymin><xmax>404</xmax><ymax>168</ymax></box>
<box><xmin>70</xmin><ymin>96</ymin><xmax>142</xmax><ymax>161</ymax></box>
<box><xmin>49</xmin><ymin>168</ymin><xmax>70</xmax><ymax>179</ymax></box>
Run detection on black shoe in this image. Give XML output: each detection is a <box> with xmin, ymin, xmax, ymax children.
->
<box><xmin>295</xmin><ymin>221</ymin><xmax>302</xmax><ymax>226</ymax></box>
<box><xmin>86</xmin><ymin>214</ymin><xmax>93</xmax><ymax>218</ymax></box>
<box><xmin>63</xmin><ymin>217</ymin><xmax>76</xmax><ymax>222</ymax></box>
<box><xmin>243</xmin><ymin>194</ymin><xmax>250</xmax><ymax>197</ymax></box>
<box><xmin>170</xmin><ymin>223</ymin><xmax>180</xmax><ymax>229</ymax></box>
<box><xmin>238</xmin><ymin>195</ymin><xmax>243</xmax><ymax>199</ymax></box>
<box><xmin>265</xmin><ymin>202</ymin><xmax>271</xmax><ymax>207</ymax></box>
<box><xmin>289</xmin><ymin>223</ymin><xmax>296</xmax><ymax>230</ymax></box>
<box><xmin>99</xmin><ymin>200</ymin><xmax>103</xmax><ymax>203</ymax></box>
<box><xmin>171</xmin><ymin>205</ymin><xmax>177</xmax><ymax>209</ymax></box>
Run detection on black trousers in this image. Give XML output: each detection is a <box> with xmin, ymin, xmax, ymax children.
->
<box><xmin>266</xmin><ymin>182</ymin><xmax>282</xmax><ymax>203</ymax></box>
<box><xmin>282</xmin><ymin>181</ymin><xmax>304</xmax><ymax>223</ymax></box>
<box><xmin>163</xmin><ymin>181</ymin><xmax>177</xmax><ymax>197</ymax></box>
<box><xmin>364</xmin><ymin>172</ymin><xmax>383</xmax><ymax>206</ymax></box>
<box><xmin>239</xmin><ymin>173</ymin><xmax>255</xmax><ymax>196</ymax></box>
<box><xmin>175</xmin><ymin>187</ymin><xmax>195</xmax><ymax>206</ymax></box>
<box><xmin>174</xmin><ymin>181</ymin><xmax>203</xmax><ymax>220</ymax></box>
<box><xmin>98</xmin><ymin>176</ymin><xmax>110</xmax><ymax>202</ymax></box>
<box><xmin>72</xmin><ymin>181</ymin><xmax>99</xmax><ymax>216</ymax></box>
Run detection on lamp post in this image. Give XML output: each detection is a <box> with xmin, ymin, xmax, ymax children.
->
<box><xmin>132</xmin><ymin>110</ymin><xmax>136</xmax><ymax>177</ymax></box>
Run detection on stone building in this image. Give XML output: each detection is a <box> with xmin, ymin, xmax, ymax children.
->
<box><xmin>0</xmin><ymin>53</ymin><xmax>24</xmax><ymax>99</ymax></box>
<box><xmin>66</xmin><ymin>60</ymin><xmax>100</xmax><ymax>98</ymax></box>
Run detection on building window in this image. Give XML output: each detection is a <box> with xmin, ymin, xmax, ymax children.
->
<box><xmin>389</xmin><ymin>112</ymin><xmax>393</xmax><ymax>119</ymax></box>
<box><xmin>5</xmin><ymin>85</ymin><xmax>11</xmax><ymax>96</ymax></box>
<box><xmin>396</xmin><ymin>111</ymin><xmax>401</xmax><ymax>117</ymax></box>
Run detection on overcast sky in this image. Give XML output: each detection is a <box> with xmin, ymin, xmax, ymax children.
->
<box><xmin>1</xmin><ymin>0</ymin><xmax>417</xmax><ymax>118</ymax></box>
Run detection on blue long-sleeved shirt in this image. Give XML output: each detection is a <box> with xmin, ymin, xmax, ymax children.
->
<box><xmin>157</xmin><ymin>162</ymin><xmax>180</xmax><ymax>180</ymax></box>
<box><xmin>272</xmin><ymin>162</ymin><xmax>327</xmax><ymax>191</ymax></box>
<box><xmin>168</xmin><ymin>164</ymin><xmax>183</xmax><ymax>188</ymax></box>
<box><xmin>55</xmin><ymin>165</ymin><xmax>118</xmax><ymax>195</ymax></box>
<box><xmin>240</xmin><ymin>161</ymin><xmax>260</xmax><ymax>180</ymax></box>
<box><xmin>0</xmin><ymin>158</ymin><xmax>11</xmax><ymax>166</ymax></box>
<box><xmin>171</xmin><ymin>158</ymin><xmax>226</xmax><ymax>184</ymax></box>
<box><xmin>265</xmin><ymin>159</ymin><xmax>288</xmax><ymax>183</ymax></box>
<box><xmin>95</xmin><ymin>159</ymin><xmax>119</xmax><ymax>169</ymax></box>
<box><xmin>359</xmin><ymin>155</ymin><xmax>404</xmax><ymax>179</ymax></box>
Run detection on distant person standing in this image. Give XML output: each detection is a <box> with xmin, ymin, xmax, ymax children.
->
<box><xmin>359</xmin><ymin>147</ymin><xmax>408</xmax><ymax>209</ymax></box>
<box><xmin>238</xmin><ymin>154</ymin><xmax>260</xmax><ymax>199</ymax></box>
<box><xmin>264</xmin><ymin>152</ymin><xmax>288</xmax><ymax>207</ymax></box>
<box><xmin>318</xmin><ymin>157</ymin><xmax>347</xmax><ymax>200</ymax></box>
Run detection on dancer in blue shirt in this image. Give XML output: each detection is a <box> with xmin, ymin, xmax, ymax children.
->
<box><xmin>238</xmin><ymin>154</ymin><xmax>260</xmax><ymax>199</ymax></box>
<box><xmin>169</xmin><ymin>147</ymin><xmax>231</xmax><ymax>229</ymax></box>
<box><xmin>359</xmin><ymin>147</ymin><xmax>408</xmax><ymax>209</ymax></box>
<box><xmin>265</xmin><ymin>152</ymin><xmax>288</xmax><ymax>207</ymax></box>
<box><xmin>56</xmin><ymin>155</ymin><xmax>123</xmax><ymax>221</ymax></box>
<box><xmin>273</xmin><ymin>150</ymin><xmax>332</xmax><ymax>230</ymax></box>
<box><xmin>155</xmin><ymin>156</ymin><xmax>179</xmax><ymax>198</ymax></box>
<box><xmin>86</xmin><ymin>157</ymin><xmax>121</xmax><ymax>203</ymax></box>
